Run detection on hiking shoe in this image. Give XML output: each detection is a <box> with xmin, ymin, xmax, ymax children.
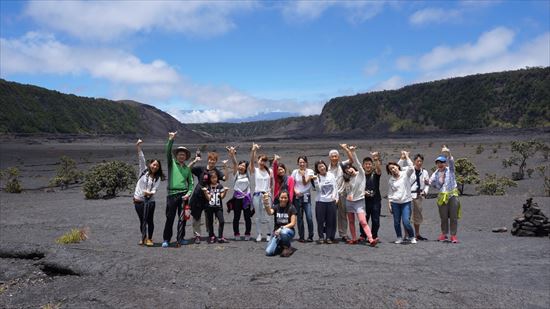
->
<box><xmin>394</xmin><ymin>237</ymin><xmax>403</xmax><ymax>244</ymax></box>
<box><xmin>266</xmin><ymin>235</ymin><xmax>271</xmax><ymax>242</ymax></box>
<box><xmin>234</xmin><ymin>233</ymin><xmax>240</xmax><ymax>241</ymax></box>
<box><xmin>256</xmin><ymin>234</ymin><xmax>262</xmax><ymax>242</ymax></box>
<box><xmin>218</xmin><ymin>237</ymin><xmax>229</xmax><ymax>243</ymax></box>
<box><xmin>280</xmin><ymin>247</ymin><xmax>297</xmax><ymax>257</ymax></box>
<box><xmin>194</xmin><ymin>236</ymin><xmax>201</xmax><ymax>244</ymax></box>
<box><xmin>451</xmin><ymin>235</ymin><xmax>459</xmax><ymax>243</ymax></box>
<box><xmin>438</xmin><ymin>234</ymin><xmax>448</xmax><ymax>242</ymax></box>
<box><xmin>179</xmin><ymin>239</ymin><xmax>190</xmax><ymax>246</ymax></box>
<box><xmin>410</xmin><ymin>238</ymin><xmax>417</xmax><ymax>244</ymax></box>
<box><xmin>161</xmin><ymin>241</ymin><xmax>169</xmax><ymax>248</ymax></box>
<box><xmin>145</xmin><ymin>239</ymin><xmax>154</xmax><ymax>247</ymax></box>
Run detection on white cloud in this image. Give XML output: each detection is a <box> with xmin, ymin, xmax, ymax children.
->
<box><xmin>0</xmin><ymin>31</ymin><xmax>323</xmax><ymax>123</ymax></box>
<box><xmin>409</xmin><ymin>8</ymin><xmax>461</xmax><ymax>25</ymax></box>
<box><xmin>392</xmin><ymin>28</ymin><xmax>550</xmax><ymax>84</ymax></box>
<box><xmin>372</xmin><ymin>75</ymin><xmax>404</xmax><ymax>91</ymax></box>
<box><xmin>281</xmin><ymin>1</ymin><xmax>385</xmax><ymax>24</ymax></box>
<box><xmin>419</xmin><ymin>27</ymin><xmax>515</xmax><ymax>70</ymax></box>
<box><xmin>24</xmin><ymin>0</ymin><xmax>255</xmax><ymax>41</ymax></box>
<box><xmin>363</xmin><ymin>63</ymin><xmax>379</xmax><ymax>77</ymax></box>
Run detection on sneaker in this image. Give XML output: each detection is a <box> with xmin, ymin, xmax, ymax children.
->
<box><xmin>145</xmin><ymin>239</ymin><xmax>154</xmax><ymax>247</ymax></box>
<box><xmin>416</xmin><ymin>235</ymin><xmax>428</xmax><ymax>241</ymax></box>
<box><xmin>298</xmin><ymin>238</ymin><xmax>305</xmax><ymax>243</ymax></box>
<box><xmin>280</xmin><ymin>247</ymin><xmax>297</xmax><ymax>257</ymax></box>
<box><xmin>218</xmin><ymin>237</ymin><xmax>229</xmax><ymax>243</ymax></box>
<box><xmin>208</xmin><ymin>236</ymin><xmax>217</xmax><ymax>244</ymax></box>
<box><xmin>234</xmin><ymin>233</ymin><xmax>240</xmax><ymax>241</ymax></box>
<box><xmin>326</xmin><ymin>239</ymin><xmax>333</xmax><ymax>244</ymax></box>
<box><xmin>256</xmin><ymin>234</ymin><xmax>262</xmax><ymax>242</ymax></box>
<box><xmin>394</xmin><ymin>237</ymin><xmax>403</xmax><ymax>244</ymax></box>
<box><xmin>138</xmin><ymin>239</ymin><xmax>144</xmax><ymax>246</ymax></box>
<box><xmin>410</xmin><ymin>238</ymin><xmax>417</xmax><ymax>244</ymax></box>
<box><xmin>244</xmin><ymin>234</ymin><xmax>251</xmax><ymax>241</ymax></box>
<box><xmin>451</xmin><ymin>235</ymin><xmax>459</xmax><ymax>243</ymax></box>
<box><xmin>194</xmin><ymin>236</ymin><xmax>201</xmax><ymax>244</ymax></box>
<box><xmin>316</xmin><ymin>239</ymin><xmax>325</xmax><ymax>244</ymax></box>
<box><xmin>306</xmin><ymin>237</ymin><xmax>314</xmax><ymax>243</ymax></box>
<box><xmin>161</xmin><ymin>241</ymin><xmax>169</xmax><ymax>248</ymax></box>
<box><xmin>179</xmin><ymin>239</ymin><xmax>189</xmax><ymax>246</ymax></box>
<box><xmin>438</xmin><ymin>234</ymin><xmax>448</xmax><ymax>242</ymax></box>
<box><xmin>266</xmin><ymin>235</ymin><xmax>271</xmax><ymax>242</ymax></box>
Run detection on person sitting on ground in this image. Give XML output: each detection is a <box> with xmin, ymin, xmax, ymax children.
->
<box><xmin>263</xmin><ymin>190</ymin><xmax>297</xmax><ymax>257</ymax></box>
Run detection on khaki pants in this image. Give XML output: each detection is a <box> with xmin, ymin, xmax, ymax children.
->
<box><xmin>438</xmin><ymin>196</ymin><xmax>459</xmax><ymax>236</ymax></box>
<box><xmin>336</xmin><ymin>195</ymin><xmax>348</xmax><ymax>237</ymax></box>
<box><xmin>411</xmin><ymin>198</ymin><xmax>424</xmax><ymax>225</ymax></box>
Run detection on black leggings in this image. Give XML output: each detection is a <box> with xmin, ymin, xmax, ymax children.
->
<box><xmin>134</xmin><ymin>200</ymin><xmax>156</xmax><ymax>239</ymax></box>
<box><xmin>361</xmin><ymin>198</ymin><xmax>381</xmax><ymax>239</ymax></box>
<box><xmin>233</xmin><ymin>198</ymin><xmax>252</xmax><ymax>235</ymax></box>
<box><xmin>205</xmin><ymin>208</ymin><xmax>225</xmax><ymax>238</ymax></box>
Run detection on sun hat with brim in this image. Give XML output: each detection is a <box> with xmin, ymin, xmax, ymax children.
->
<box><xmin>173</xmin><ymin>146</ymin><xmax>191</xmax><ymax>159</ymax></box>
<box><xmin>435</xmin><ymin>155</ymin><xmax>447</xmax><ymax>163</ymax></box>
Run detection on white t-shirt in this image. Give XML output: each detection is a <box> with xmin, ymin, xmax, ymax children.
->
<box><xmin>233</xmin><ymin>173</ymin><xmax>250</xmax><ymax>195</ymax></box>
<box><xmin>291</xmin><ymin>168</ymin><xmax>314</xmax><ymax>194</ymax></box>
<box><xmin>387</xmin><ymin>166</ymin><xmax>414</xmax><ymax>204</ymax></box>
<box><xmin>254</xmin><ymin>167</ymin><xmax>271</xmax><ymax>193</ymax></box>
<box><xmin>315</xmin><ymin>173</ymin><xmax>338</xmax><ymax>202</ymax></box>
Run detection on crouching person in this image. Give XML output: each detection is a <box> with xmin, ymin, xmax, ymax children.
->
<box><xmin>263</xmin><ymin>191</ymin><xmax>297</xmax><ymax>257</ymax></box>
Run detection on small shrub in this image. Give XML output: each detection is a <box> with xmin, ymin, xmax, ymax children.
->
<box><xmin>56</xmin><ymin>228</ymin><xmax>88</xmax><ymax>244</ymax></box>
<box><xmin>1</xmin><ymin>167</ymin><xmax>22</xmax><ymax>193</ymax></box>
<box><xmin>455</xmin><ymin>158</ymin><xmax>480</xmax><ymax>195</ymax></box>
<box><xmin>476</xmin><ymin>174</ymin><xmax>517</xmax><ymax>195</ymax></box>
<box><xmin>83</xmin><ymin>161</ymin><xmax>136</xmax><ymax>199</ymax></box>
<box><xmin>475</xmin><ymin>145</ymin><xmax>484</xmax><ymax>154</ymax></box>
<box><xmin>49</xmin><ymin>156</ymin><xmax>82</xmax><ymax>189</ymax></box>
<box><xmin>537</xmin><ymin>165</ymin><xmax>550</xmax><ymax>196</ymax></box>
<box><xmin>502</xmin><ymin>140</ymin><xmax>546</xmax><ymax>180</ymax></box>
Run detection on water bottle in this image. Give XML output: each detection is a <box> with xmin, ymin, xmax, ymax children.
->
<box><xmin>183</xmin><ymin>202</ymin><xmax>191</xmax><ymax>221</ymax></box>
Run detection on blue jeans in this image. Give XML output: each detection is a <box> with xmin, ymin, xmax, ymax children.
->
<box><xmin>391</xmin><ymin>201</ymin><xmax>414</xmax><ymax>239</ymax></box>
<box><xmin>265</xmin><ymin>228</ymin><xmax>295</xmax><ymax>256</ymax></box>
<box><xmin>294</xmin><ymin>194</ymin><xmax>314</xmax><ymax>239</ymax></box>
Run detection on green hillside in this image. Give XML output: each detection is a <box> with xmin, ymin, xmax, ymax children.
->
<box><xmin>321</xmin><ymin>67</ymin><xmax>550</xmax><ymax>134</ymax></box>
<box><xmin>0</xmin><ymin>79</ymin><xmax>202</xmax><ymax>140</ymax></box>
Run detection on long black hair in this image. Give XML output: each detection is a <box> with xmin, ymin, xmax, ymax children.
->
<box><xmin>148</xmin><ymin>159</ymin><xmax>166</xmax><ymax>181</ymax></box>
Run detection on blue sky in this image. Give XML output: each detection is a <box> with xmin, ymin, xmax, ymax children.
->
<box><xmin>1</xmin><ymin>1</ymin><xmax>549</xmax><ymax>123</ymax></box>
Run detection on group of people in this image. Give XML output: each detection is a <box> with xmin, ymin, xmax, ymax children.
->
<box><xmin>132</xmin><ymin>132</ymin><xmax>462</xmax><ymax>257</ymax></box>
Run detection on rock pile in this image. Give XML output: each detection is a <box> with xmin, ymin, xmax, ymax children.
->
<box><xmin>511</xmin><ymin>198</ymin><xmax>550</xmax><ymax>237</ymax></box>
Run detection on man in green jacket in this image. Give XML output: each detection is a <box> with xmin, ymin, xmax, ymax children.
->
<box><xmin>162</xmin><ymin>131</ymin><xmax>194</xmax><ymax>248</ymax></box>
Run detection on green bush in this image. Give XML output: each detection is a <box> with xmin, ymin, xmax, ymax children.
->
<box><xmin>83</xmin><ymin>161</ymin><xmax>136</xmax><ymax>199</ymax></box>
<box><xmin>502</xmin><ymin>140</ymin><xmax>546</xmax><ymax>180</ymax></box>
<box><xmin>455</xmin><ymin>158</ymin><xmax>480</xmax><ymax>195</ymax></box>
<box><xmin>0</xmin><ymin>167</ymin><xmax>22</xmax><ymax>193</ymax></box>
<box><xmin>476</xmin><ymin>174</ymin><xmax>517</xmax><ymax>195</ymax></box>
<box><xmin>536</xmin><ymin>165</ymin><xmax>550</xmax><ymax>197</ymax></box>
<box><xmin>49</xmin><ymin>156</ymin><xmax>82</xmax><ymax>189</ymax></box>
<box><xmin>475</xmin><ymin>145</ymin><xmax>485</xmax><ymax>154</ymax></box>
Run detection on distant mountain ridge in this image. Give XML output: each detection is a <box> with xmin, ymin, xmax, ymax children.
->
<box><xmin>0</xmin><ymin>80</ymin><xmax>204</xmax><ymax>141</ymax></box>
<box><xmin>189</xmin><ymin>67</ymin><xmax>550</xmax><ymax>139</ymax></box>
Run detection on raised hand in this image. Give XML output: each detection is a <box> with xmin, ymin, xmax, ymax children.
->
<box><xmin>371</xmin><ymin>152</ymin><xmax>380</xmax><ymax>161</ymax></box>
<box><xmin>168</xmin><ymin>131</ymin><xmax>177</xmax><ymax>140</ymax></box>
<box><xmin>273</xmin><ymin>154</ymin><xmax>281</xmax><ymax>161</ymax></box>
<box><xmin>136</xmin><ymin>139</ymin><xmax>143</xmax><ymax>146</ymax></box>
<box><xmin>348</xmin><ymin>145</ymin><xmax>357</xmax><ymax>151</ymax></box>
<box><xmin>222</xmin><ymin>159</ymin><xmax>229</xmax><ymax>166</ymax></box>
